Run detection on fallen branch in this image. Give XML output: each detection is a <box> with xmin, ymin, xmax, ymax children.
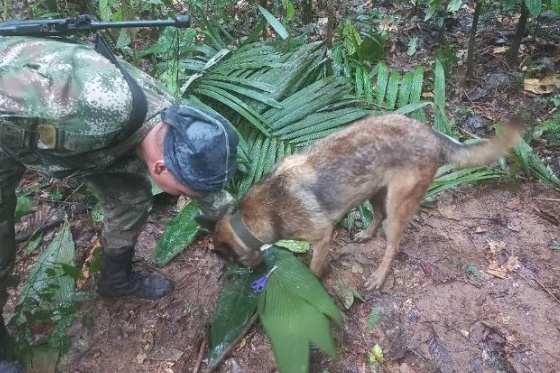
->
<box><xmin>202</xmin><ymin>313</ymin><xmax>259</xmax><ymax>373</ymax></box>
<box><xmin>192</xmin><ymin>334</ymin><xmax>208</xmax><ymax>373</ymax></box>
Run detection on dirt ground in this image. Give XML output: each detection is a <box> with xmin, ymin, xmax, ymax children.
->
<box><xmin>45</xmin><ymin>180</ymin><xmax>559</xmax><ymax>373</ymax></box>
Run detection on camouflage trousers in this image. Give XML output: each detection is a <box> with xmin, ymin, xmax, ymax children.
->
<box><xmin>0</xmin><ymin>151</ymin><xmax>153</xmax><ymax>310</ymax></box>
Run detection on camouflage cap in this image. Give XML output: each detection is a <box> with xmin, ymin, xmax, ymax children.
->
<box><xmin>162</xmin><ymin>105</ymin><xmax>238</xmax><ymax>193</ymax></box>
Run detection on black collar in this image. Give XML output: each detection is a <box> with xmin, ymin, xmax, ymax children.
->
<box><xmin>229</xmin><ymin>212</ymin><xmax>264</xmax><ymax>252</ymax></box>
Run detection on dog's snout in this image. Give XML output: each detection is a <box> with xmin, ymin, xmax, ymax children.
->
<box><xmin>238</xmin><ymin>249</ymin><xmax>264</xmax><ymax>268</ymax></box>
<box><xmin>212</xmin><ymin>244</ymin><xmax>237</xmax><ymax>263</ymax></box>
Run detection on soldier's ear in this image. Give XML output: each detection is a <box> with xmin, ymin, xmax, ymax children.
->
<box><xmin>195</xmin><ymin>215</ymin><xmax>219</xmax><ymax>231</ymax></box>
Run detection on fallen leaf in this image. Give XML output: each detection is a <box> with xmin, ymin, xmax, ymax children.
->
<box><xmin>486</xmin><ymin>268</ymin><xmax>507</xmax><ymax>279</ymax></box>
<box><xmin>76</xmin><ymin>235</ymin><xmax>100</xmax><ymax>289</ymax></box>
<box><xmin>368</xmin><ymin>343</ymin><xmax>384</xmax><ymax>363</ymax></box>
<box><xmin>493</xmin><ymin>46</ymin><xmax>508</xmax><ymax>54</ymax></box>
<box><xmin>524</xmin><ymin>75</ymin><xmax>560</xmax><ymax>94</ymax></box>
<box><xmin>504</xmin><ymin>255</ymin><xmax>520</xmax><ymax>272</ymax></box>
<box><xmin>474</xmin><ymin>226</ymin><xmax>487</xmax><ymax>233</ymax></box>
<box><xmin>135</xmin><ymin>353</ymin><xmax>147</xmax><ymax>364</ymax></box>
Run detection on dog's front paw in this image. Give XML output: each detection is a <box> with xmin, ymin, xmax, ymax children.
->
<box><xmin>352</xmin><ymin>230</ymin><xmax>374</xmax><ymax>243</ymax></box>
<box><xmin>364</xmin><ymin>271</ymin><xmax>387</xmax><ymax>290</ymax></box>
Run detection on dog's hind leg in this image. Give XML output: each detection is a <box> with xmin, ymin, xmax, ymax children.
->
<box><xmin>364</xmin><ymin>173</ymin><xmax>433</xmax><ymax>290</ymax></box>
<box><xmin>353</xmin><ymin>187</ymin><xmax>387</xmax><ymax>243</ymax></box>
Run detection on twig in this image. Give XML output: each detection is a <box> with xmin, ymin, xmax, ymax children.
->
<box><xmin>528</xmin><ymin>274</ymin><xmax>560</xmax><ymax>305</ymax></box>
<box><xmin>192</xmin><ymin>334</ymin><xmax>208</xmax><ymax>373</ymax></box>
<box><xmin>202</xmin><ymin>313</ymin><xmax>259</xmax><ymax>373</ymax></box>
<box><xmin>533</xmin><ymin>197</ymin><xmax>560</xmax><ymax>203</ymax></box>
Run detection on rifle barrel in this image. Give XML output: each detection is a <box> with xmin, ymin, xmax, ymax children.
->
<box><xmin>92</xmin><ymin>15</ymin><xmax>190</xmax><ymax>29</ymax></box>
<box><xmin>0</xmin><ymin>15</ymin><xmax>190</xmax><ymax>37</ymax></box>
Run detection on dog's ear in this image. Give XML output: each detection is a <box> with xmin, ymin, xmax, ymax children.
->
<box><xmin>195</xmin><ymin>214</ymin><xmax>220</xmax><ymax>231</ymax></box>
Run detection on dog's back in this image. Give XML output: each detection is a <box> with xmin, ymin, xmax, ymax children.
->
<box><xmin>247</xmin><ymin>114</ymin><xmax>522</xmax><ymax>224</ymax></box>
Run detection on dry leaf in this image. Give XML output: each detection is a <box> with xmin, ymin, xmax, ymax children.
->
<box><xmin>135</xmin><ymin>353</ymin><xmax>147</xmax><ymax>364</ymax></box>
<box><xmin>524</xmin><ymin>75</ymin><xmax>560</xmax><ymax>94</ymax></box>
<box><xmin>504</xmin><ymin>255</ymin><xmax>520</xmax><ymax>272</ymax></box>
<box><xmin>474</xmin><ymin>226</ymin><xmax>487</xmax><ymax>233</ymax></box>
<box><xmin>486</xmin><ymin>268</ymin><xmax>507</xmax><ymax>279</ymax></box>
<box><xmin>492</xmin><ymin>46</ymin><xmax>507</xmax><ymax>54</ymax></box>
<box><xmin>76</xmin><ymin>235</ymin><xmax>100</xmax><ymax>289</ymax></box>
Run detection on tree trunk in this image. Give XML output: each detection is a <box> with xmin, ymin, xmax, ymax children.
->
<box><xmin>465</xmin><ymin>0</ymin><xmax>483</xmax><ymax>79</ymax></box>
<box><xmin>303</xmin><ymin>0</ymin><xmax>313</xmax><ymax>24</ymax></box>
<box><xmin>509</xmin><ymin>1</ymin><xmax>530</xmax><ymax>68</ymax></box>
<box><xmin>325</xmin><ymin>0</ymin><xmax>335</xmax><ymax>75</ymax></box>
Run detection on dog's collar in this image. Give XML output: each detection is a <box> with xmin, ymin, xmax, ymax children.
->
<box><xmin>229</xmin><ymin>212</ymin><xmax>264</xmax><ymax>252</ymax></box>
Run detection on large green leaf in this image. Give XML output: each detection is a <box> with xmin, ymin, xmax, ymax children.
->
<box><xmin>434</xmin><ymin>59</ymin><xmax>452</xmax><ymax>135</ymax></box>
<box><xmin>514</xmin><ymin>138</ymin><xmax>560</xmax><ymax>190</ymax></box>
<box><xmin>259</xmin><ymin>248</ymin><xmax>342</xmax><ymax>373</ymax></box>
<box><xmin>525</xmin><ymin>0</ymin><xmax>542</xmax><ymax>15</ymax></box>
<box><xmin>208</xmin><ymin>265</ymin><xmax>266</xmax><ymax>361</ymax></box>
<box><xmin>257</xmin><ymin>5</ymin><xmax>289</xmax><ymax>39</ymax></box>
<box><xmin>9</xmin><ymin>222</ymin><xmax>77</xmax><ymax>361</ymax></box>
<box><xmin>17</xmin><ymin>222</ymin><xmax>75</xmax><ymax>307</ymax></box>
<box><xmin>375</xmin><ymin>61</ymin><xmax>389</xmax><ymax>107</ymax></box>
<box><xmin>154</xmin><ymin>200</ymin><xmax>200</xmax><ymax>267</ymax></box>
<box><xmin>426</xmin><ymin>165</ymin><xmax>506</xmax><ymax>199</ymax></box>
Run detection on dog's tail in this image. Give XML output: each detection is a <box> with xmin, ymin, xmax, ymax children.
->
<box><xmin>439</xmin><ymin>117</ymin><xmax>524</xmax><ymax>168</ymax></box>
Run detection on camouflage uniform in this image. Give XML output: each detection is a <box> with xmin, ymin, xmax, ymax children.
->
<box><xmin>0</xmin><ymin>36</ymin><xmax>178</xmax><ymax>308</ymax></box>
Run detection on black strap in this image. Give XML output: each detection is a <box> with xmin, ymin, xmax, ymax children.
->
<box><xmin>94</xmin><ymin>33</ymin><xmax>148</xmax><ymax>144</ymax></box>
<box><xmin>229</xmin><ymin>212</ymin><xmax>264</xmax><ymax>252</ymax></box>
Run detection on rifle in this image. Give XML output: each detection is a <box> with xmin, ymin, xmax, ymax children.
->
<box><xmin>0</xmin><ymin>14</ymin><xmax>190</xmax><ymax>37</ymax></box>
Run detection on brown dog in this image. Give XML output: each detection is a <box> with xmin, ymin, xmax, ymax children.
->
<box><xmin>200</xmin><ymin>114</ymin><xmax>523</xmax><ymax>290</ymax></box>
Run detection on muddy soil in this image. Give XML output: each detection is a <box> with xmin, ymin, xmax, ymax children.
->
<box><xmin>43</xmin><ymin>181</ymin><xmax>558</xmax><ymax>373</ymax></box>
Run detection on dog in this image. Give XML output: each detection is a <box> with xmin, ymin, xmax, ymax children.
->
<box><xmin>199</xmin><ymin>114</ymin><xmax>523</xmax><ymax>290</ymax></box>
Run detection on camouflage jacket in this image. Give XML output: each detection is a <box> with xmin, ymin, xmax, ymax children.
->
<box><xmin>0</xmin><ymin>36</ymin><xmax>178</xmax><ymax>178</ymax></box>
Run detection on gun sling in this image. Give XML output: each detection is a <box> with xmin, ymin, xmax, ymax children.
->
<box><xmin>93</xmin><ymin>33</ymin><xmax>148</xmax><ymax>143</ymax></box>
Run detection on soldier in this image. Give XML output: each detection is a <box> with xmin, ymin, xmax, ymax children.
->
<box><xmin>0</xmin><ymin>36</ymin><xmax>238</xmax><ymax>372</ymax></box>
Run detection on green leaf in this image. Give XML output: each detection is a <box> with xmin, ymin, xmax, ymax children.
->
<box><xmin>17</xmin><ymin>222</ymin><xmax>75</xmax><ymax>307</ymax></box>
<box><xmin>15</xmin><ymin>195</ymin><xmax>34</xmax><ymax>222</ymax></box>
<box><xmin>513</xmin><ymin>138</ymin><xmax>560</xmax><ymax>190</ymax></box>
<box><xmin>358</xmin><ymin>36</ymin><xmax>384</xmax><ymax>61</ymax></box>
<box><xmin>397</xmin><ymin>70</ymin><xmax>414</xmax><ymax>109</ymax></box>
<box><xmin>434</xmin><ymin>59</ymin><xmax>452</xmax><ymax>135</ymax></box>
<box><xmin>385</xmin><ymin>71</ymin><xmax>401</xmax><ymax>110</ymax></box>
<box><xmin>154</xmin><ymin>201</ymin><xmax>200</xmax><ymax>267</ymax></box>
<box><xmin>407</xmin><ymin>36</ymin><xmax>419</xmax><ymax>56</ymax></box>
<box><xmin>194</xmin><ymin>84</ymin><xmax>271</xmax><ymax>136</ymax></box>
<box><xmin>427</xmin><ymin>165</ymin><xmax>504</xmax><ymax>199</ymax></box>
<box><xmin>274</xmin><ymin>240</ymin><xmax>310</xmax><ymax>253</ymax></box>
<box><xmin>22</xmin><ymin>345</ymin><xmax>59</xmax><ymax>373</ymax></box>
<box><xmin>367</xmin><ymin>306</ymin><xmax>383</xmax><ymax>329</ymax></box>
<box><xmin>355</xmin><ymin>64</ymin><xmax>365</xmax><ymax>98</ymax></box>
<box><xmin>363</xmin><ymin>65</ymin><xmax>374</xmax><ymax>103</ymax></box>
<box><xmin>257</xmin><ymin>5</ymin><xmax>290</xmax><ymax>39</ymax></box>
<box><xmin>447</xmin><ymin>0</ymin><xmax>463</xmax><ymax>13</ymax></box>
<box><xmin>208</xmin><ymin>265</ymin><xmax>265</xmax><ymax>361</ymax></box>
<box><xmin>259</xmin><ymin>248</ymin><xmax>342</xmax><ymax>373</ymax></box>
<box><xmin>524</xmin><ymin>0</ymin><xmax>542</xmax><ymax>15</ymax></box>
<box><xmin>409</xmin><ymin>66</ymin><xmax>426</xmax><ymax>122</ymax></box>
<box><xmin>395</xmin><ymin>101</ymin><xmax>431</xmax><ymax>116</ymax></box>
<box><xmin>551</xmin><ymin>0</ymin><xmax>560</xmax><ymax>13</ymax></box>
<box><xmin>98</xmin><ymin>0</ymin><xmax>112</xmax><ymax>21</ymax></box>
<box><xmin>375</xmin><ymin>61</ymin><xmax>389</xmax><ymax>107</ymax></box>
